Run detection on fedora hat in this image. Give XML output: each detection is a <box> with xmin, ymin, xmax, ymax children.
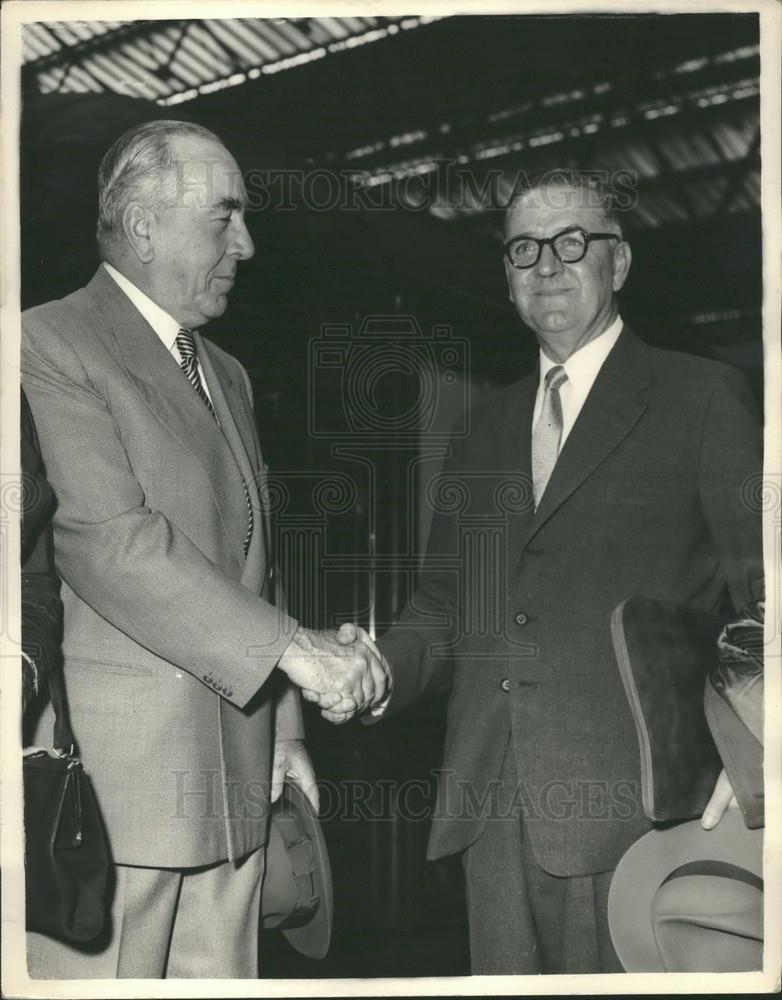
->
<box><xmin>608</xmin><ymin>808</ymin><xmax>763</xmax><ymax>972</ymax></box>
<box><xmin>261</xmin><ymin>781</ymin><xmax>333</xmax><ymax>960</ymax></box>
<box><xmin>704</xmin><ymin>678</ymin><xmax>764</xmax><ymax>829</ymax></box>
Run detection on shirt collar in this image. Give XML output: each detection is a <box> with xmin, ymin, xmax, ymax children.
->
<box><xmin>539</xmin><ymin>314</ymin><xmax>624</xmax><ymax>388</ymax></box>
<box><xmin>103</xmin><ymin>262</ymin><xmax>182</xmax><ymax>353</ymax></box>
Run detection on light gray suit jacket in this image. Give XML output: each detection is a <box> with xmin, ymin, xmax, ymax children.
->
<box><xmin>22</xmin><ymin>266</ymin><xmax>302</xmax><ymax>867</ymax></box>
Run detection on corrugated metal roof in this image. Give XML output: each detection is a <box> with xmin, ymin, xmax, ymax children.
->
<box><xmin>326</xmin><ymin>43</ymin><xmax>760</xmax><ymax>232</ymax></box>
<box><xmin>22</xmin><ymin>17</ymin><xmax>440</xmax><ymax>103</ymax></box>
<box><xmin>21</xmin><ymin>18</ymin><xmax>760</xmax><ymax>231</ymax></box>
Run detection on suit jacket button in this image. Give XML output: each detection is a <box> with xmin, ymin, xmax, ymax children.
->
<box><xmin>500</xmin><ymin>678</ymin><xmax>511</xmax><ymax>693</ymax></box>
<box><xmin>514</xmin><ymin>612</ymin><xmax>528</xmax><ymax>626</ymax></box>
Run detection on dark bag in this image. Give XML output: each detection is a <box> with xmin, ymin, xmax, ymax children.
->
<box><xmin>610</xmin><ymin>597</ymin><xmax>724</xmax><ymax>822</ymax></box>
<box><xmin>23</xmin><ymin>664</ymin><xmax>110</xmax><ymax>943</ymax></box>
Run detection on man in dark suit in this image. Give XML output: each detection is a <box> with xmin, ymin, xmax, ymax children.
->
<box><xmin>325</xmin><ymin>170</ymin><xmax>763</xmax><ymax>973</ymax></box>
<box><xmin>22</xmin><ymin>120</ymin><xmax>387</xmax><ymax>978</ymax></box>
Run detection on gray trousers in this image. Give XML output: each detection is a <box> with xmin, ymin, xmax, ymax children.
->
<box><xmin>27</xmin><ymin>846</ymin><xmax>266</xmax><ymax>979</ymax></box>
<box><xmin>462</xmin><ymin>745</ymin><xmax>623</xmax><ymax>975</ymax></box>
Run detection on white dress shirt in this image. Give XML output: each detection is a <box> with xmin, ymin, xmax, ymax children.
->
<box><xmin>532</xmin><ymin>315</ymin><xmax>623</xmax><ymax>452</ymax></box>
<box><xmin>103</xmin><ymin>262</ymin><xmax>215</xmax><ymax>406</ymax></box>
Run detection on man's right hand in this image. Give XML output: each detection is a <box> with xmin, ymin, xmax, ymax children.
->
<box><xmin>277</xmin><ymin>625</ymin><xmax>388</xmax><ymax>716</ymax></box>
<box><xmin>322</xmin><ymin>623</ymin><xmax>392</xmax><ymax>724</ymax></box>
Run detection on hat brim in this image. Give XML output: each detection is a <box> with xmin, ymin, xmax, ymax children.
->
<box><xmin>276</xmin><ymin>782</ymin><xmax>334</xmax><ymax>961</ymax></box>
<box><xmin>704</xmin><ymin>682</ymin><xmax>764</xmax><ymax>828</ymax></box>
<box><xmin>608</xmin><ymin>808</ymin><xmax>763</xmax><ymax>971</ymax></box>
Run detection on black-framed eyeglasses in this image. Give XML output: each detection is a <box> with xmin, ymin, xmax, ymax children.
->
<box><xmin>503</xmin><ymin>226</ymin><xmax>620</xmax><ymax>269</ymax></box>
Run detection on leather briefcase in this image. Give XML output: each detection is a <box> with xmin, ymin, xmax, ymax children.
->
<box><xmin>23</xmin><ymin>665</ymin><xmax>110</xmax><ymax>943</ymax></box>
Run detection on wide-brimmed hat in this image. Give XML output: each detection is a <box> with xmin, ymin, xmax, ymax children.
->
<box><xmin>705</xmin><ymin>668</ymin><xmax>764</xmax><ymax>829</ymax></box>
<box><xmin>608</xmin><ymin>808</ymin><xmax>763</xmax><ymax>972</ymax></box>
<box><xmin>261</xmin><ymin>782</ymin><xmax>333</xmax><ymax>960</ymax></box>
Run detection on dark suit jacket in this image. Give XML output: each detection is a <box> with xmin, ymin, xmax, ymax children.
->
<box><xmin>22</xmin><ymin>266</ymin><xmax>302</xmax><ymax>867</ymax></box>
<box><xmin>377</xmin><ymin>328</ymin><xmax>763</xmax><ymax>877</ymax></box>
<box><xmin>21</xmin><ymin>388</ymin><xmax>62</xmax><ymax>707</ymax></box>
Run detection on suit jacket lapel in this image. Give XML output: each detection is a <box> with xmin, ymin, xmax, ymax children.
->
<box><xmin>497</xmin><ymin>372</ymin><xmax>539</xmax><ymax>556</ymax></box>
<box><xmin>85</xmin><ymin>268</ymin><xmax>227</xmax><ymax>458</ymax></box>
<box><xmin>198</xmin><ymin>337</ymin><xmax>257</xmax><ymax>470</ymax></box>
<box><xmin>83</xmin><ymin>268</ymin><xmax>251</xmax><ymax>564</ymax></box>
<box><xmin>521</xmin><ymin>329</ymin><xmax>652</xmax><ymax>549</ymax></box>
<box><xmin>198</xmin><ymin>336</ymin><xmax>267</xmax><ymax>581</ymax></box>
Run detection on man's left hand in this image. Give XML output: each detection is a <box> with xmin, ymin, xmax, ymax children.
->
<box><xmin>271</xmin><ymin>738</ymin><xmax>319</xmax><ymax>813</ymax></box>
<box><xmin>701</xmin><ymin>768</ymin><xmax>739</xmax><ymax>830</ymax></box>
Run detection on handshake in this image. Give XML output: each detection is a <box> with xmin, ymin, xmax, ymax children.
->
<box><xmin>277</xmin><ymin>623</ymin><xmax>392</xmax><ymax>724</ymax></box>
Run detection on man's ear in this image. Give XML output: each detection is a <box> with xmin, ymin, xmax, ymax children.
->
<box><xmin>612</xmin><ymin>240</ymin><xmax>632</xmax><ymax>292</ymax></box>
<box><xmin>122</xmin><ymin>203</ymin><xmax>154</xmax><ymax>264</ymax></box>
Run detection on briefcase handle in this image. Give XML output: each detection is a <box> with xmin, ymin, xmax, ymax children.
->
<box><xmin>46</xmin><ymin>662</ymin><xmax>77</xmax><ymax>758</ymax></box>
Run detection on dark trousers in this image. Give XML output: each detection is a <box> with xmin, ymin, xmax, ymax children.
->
<box><xmin>461</xmin><ymin>745</ymin><xmax>623</xmax><ymax>975</ymax></box>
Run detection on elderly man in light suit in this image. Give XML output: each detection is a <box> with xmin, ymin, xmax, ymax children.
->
<box><xmin>22</xmin><ymin>120</ymin><xmax>387</xmax><ymax>979</ymax></box>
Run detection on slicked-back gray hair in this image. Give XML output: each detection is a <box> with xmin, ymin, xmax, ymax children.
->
<box><xmin>96</xmin><ymin>119</ymin><xmax>223</xmax><ymax>258</ymax></box>
<box><xmin>505</xmin><ymin>168</ymin><xmax>625</xmax><ymax>237</ymax></box>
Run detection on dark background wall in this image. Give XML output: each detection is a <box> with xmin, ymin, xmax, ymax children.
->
<box><xmin>20</xmin><ymin>12</ymin><xmax>762</xmax><ymax>978</ymax></box>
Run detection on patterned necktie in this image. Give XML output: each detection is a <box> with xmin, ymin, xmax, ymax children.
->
<box><xmin>531</xmin><ymin>364</ymin><xmax>569</xmax><ymax>509</ymax></box>
<box><xmin>176</xmin><ymin>328</ymin><xmax>216</xmax><ymax>418</ymax></box>
<box><xmin>176</xmin><ymin>329</ymin><xmax>254</xmax><ymax>557</ymax></box>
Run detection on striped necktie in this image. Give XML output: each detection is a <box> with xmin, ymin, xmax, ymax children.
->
<box><xmin>176</xmin><ymin>329</ymin><xmax>254</xmax><ymax>557</ymax></box>
<box><xmin>531</xmin><ymin>364</ymin><xmax>569</xmax><ymax>509</ymax></box>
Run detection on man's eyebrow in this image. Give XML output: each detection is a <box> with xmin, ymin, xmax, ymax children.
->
<box><xmin>213</xmin><ymin>196</ymin><xmax>243</xmax><ymax>212</ymax></box>
<box><xmin>508</xmin><ymin>224</ymin><xmax>581</xmax><ymax>239</ymax></box>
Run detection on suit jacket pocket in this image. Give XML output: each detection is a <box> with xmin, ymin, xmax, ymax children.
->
<box><xmin>64</xmin><ymin>655</ymin><xmax>154</xmax><ymax>677</ymax></box>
